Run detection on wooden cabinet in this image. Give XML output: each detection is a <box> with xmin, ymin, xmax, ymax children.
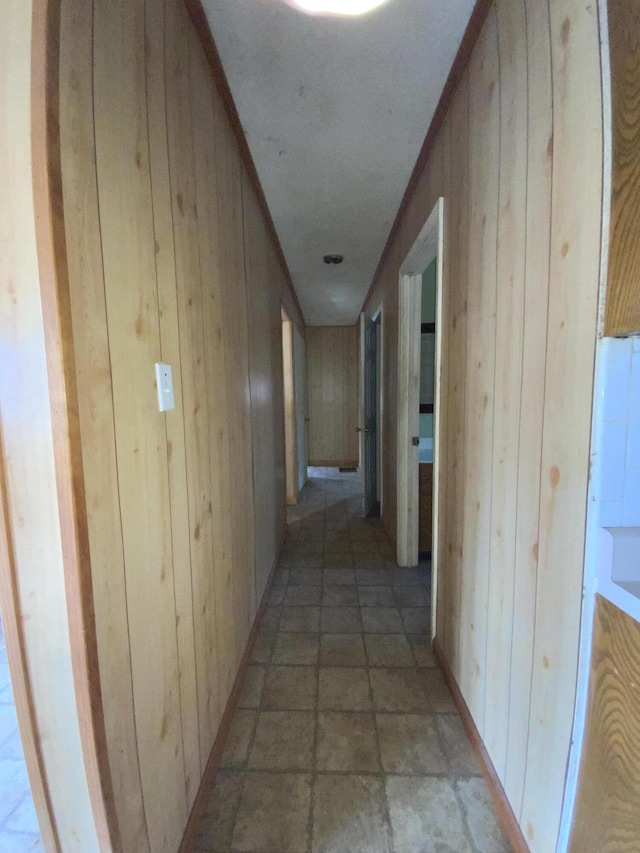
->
<box><xmin>604</xmin><ymin>0</ymin><xmax>640</xmax><ymax>336</ymax></box>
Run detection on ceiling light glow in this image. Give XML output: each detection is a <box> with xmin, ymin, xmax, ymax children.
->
<box><xmin>289</xmin><ymin>0</ymin><xmax>389</xmax><ymax>16</ymax></box>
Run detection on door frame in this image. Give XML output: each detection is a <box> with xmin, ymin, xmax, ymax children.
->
<box><xmin>281</xmin><ymin>305</ymin><xmax>298</xmax><ymax>506</ymax></box>
<box><xmin>359</xmin><ymin>305</ymin><xmax>384</xmax><ymax>517</ymax></box>
<box><xmin>396</xmin><ymin>198</ymin><xmax>444</xmax><ymax>635</ymax></box>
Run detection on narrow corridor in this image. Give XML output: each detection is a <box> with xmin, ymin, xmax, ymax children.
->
<box><xmin>194</xmin><ymin>469</ymin><xmax>508</xmax><ymax>852</ymax></box>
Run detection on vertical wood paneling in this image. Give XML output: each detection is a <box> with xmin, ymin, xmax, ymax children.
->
<box><xmin>307</xmin><ymin>326</ymin><xmax>359</xmax><ymax>466</ymax></box>
<box><xmin>521</xmin><ymin>2</ymin><xmax>602</xmax><ymax>847</ymax></box>
<box><xmin>459</xmin><ymin>9</ymin><xmax>499</xmax><ymax>729</ymax></box>
<box><xmin>55</xmin><ymin>0</ymin><xmax>293</xmax><ymax>847</ymax></box>
<box><xmin>93</xmin><ymin>0</ymin><xmax>189</xmax><ymax>849</ymax></box>
<box><xmin>148</xmin><ymin>0</ymin><xmax>201</xmax><ymax>804</ymax></box>
<box><xmin>189</xmin><ymin>54</ymin><xmax>237</xmax><ymax>709</ymax></box>
<box><xmin>505</xmin><ymin>0</ymin><xmax>553</xmax><ymax>813</ymax></box>
<box><xmin>484</xmin><ymin>0</ymin><xmax>528</xmax><ymax>777</ymax></box>
<box><xmin>442</xmin><ymin>72</ymin><xmax>469</xmax><ymax>675</ymax></box>
<box><xmin>603</xmin><ymin>0</ymin><xmax>640</xmax><ymax>336</ymax></box>
<box><xmin>363</xmin><ymin>1</ymin><xmax>603</xmax><ymax>849</ymax></box>
<box><xmin>59</xmin><ymin>0</ymin><xmax>149</xmax><ymax>846</ymax></box>
<box><xmin>1</xmin><ymin>1</ymin><xmax>99</xmax><ymax>847</ymax></box>
<box><xmin>217</xmin><ymin>118</ymin><xmax>257</xmax><ymax>659</ymax></box>
<box><xmin>569</xmin><ymin>595</ymin><xmax>640</xmax><ymax>853</ymax></box>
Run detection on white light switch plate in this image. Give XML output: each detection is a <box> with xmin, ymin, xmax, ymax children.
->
<box><xmin>155</xmin><ymin>363</ymin><xmax>175</xmax><ymax>412</ymax></box>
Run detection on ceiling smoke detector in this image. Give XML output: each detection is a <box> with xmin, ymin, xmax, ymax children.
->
<box><xmin>323</xmin><ymin>254</ymin><xmax>344</xmax><ymax>265</ymax></box>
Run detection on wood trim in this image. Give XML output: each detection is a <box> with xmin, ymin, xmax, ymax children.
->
<box><xmin>183</xmin><ymin>0</ymin><xmax>305</xmax><ymax>330</ymax></box>
<box><xmin>603</xmin><ymin>0</ymin><xmax>640</xmax><ymax>336</ymax></box>
<box><xmin>433</xmin><ymin>639</ymin><xmax>530</xmax><ymax>853</ymax></box>
<box><xmin>30</xmin><ymin>1</ymin><xmax>119</xmax><ymax>848</ymax></box>
<box><xmin>0</xmin><ymin>433</ymin><xmax>59</xmax><ymax>850</ymax></box>
<box><xmin>178</xmin><ymin>536</ymin><xmax>285</xmax><ymax>853</ymax></box>
<box><xmin>361</xmin><ymin>0</ymin><xmax>494</xmax><ymax>313</ymax></box>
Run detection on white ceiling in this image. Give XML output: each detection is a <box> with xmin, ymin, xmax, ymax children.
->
<box><xmin>203</xmin><ymin>0</ymin><xmax>475</xmax><ymax>325</ymax></box>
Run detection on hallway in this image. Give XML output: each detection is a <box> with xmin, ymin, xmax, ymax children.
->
<box><xmin>194</xmin><ymin>469</ymin><xmax>508</xmax><ymax>852</ymax></box>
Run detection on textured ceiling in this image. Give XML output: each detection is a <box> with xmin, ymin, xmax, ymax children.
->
<box><xmin>203</xmin><ymin>0</ymin><xmax>475</xmax><ymax>325</ymax></box>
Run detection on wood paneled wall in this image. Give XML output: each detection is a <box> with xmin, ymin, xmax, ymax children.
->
<box><xmin>363</xmin><ymin>1</ymin><xmax>603</xmax><ymax>850</ymax></box>
<box><xmin>0</xmin><ymin>2</ymin><xmax>100</xmax><ymax>848</ymax></box>
<box><xmin>604</xmin><ymin>0</ymin><xmax>640</xmax><ymax>336</ymax></box>
<box><xmin>569</xmin><ymin>595</ymin><xmax>640</xmax><ymax>853</ymax></box>
<box><xmin>56</xmin><ymin>0</ymin><xmax>300</xmax><ymax>848</ymax></box>
<box><xmin>307</xmin><ymin>326</ymin><xmax>359</xmax><ymax>467</ymax></box>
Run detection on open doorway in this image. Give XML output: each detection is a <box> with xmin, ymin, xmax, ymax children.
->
<box><xmin>359</xmin><ymin>307</ymin><xmax>383</xmax><ymax>518</ymax></box>
<box><xmin>396</xmin><ymin>198</ymin><xmax>444</xmax><ymax>640</ymax></box>
<box><xmin>281</xmin><ymin>306</ymin><xmax>298</xmax><ymax>506</ymax></box>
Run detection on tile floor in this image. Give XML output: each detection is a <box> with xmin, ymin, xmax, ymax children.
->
<box><xmin>0</xmin><ymin>619</ymin><xmax>42</xmax><ymax>852</ymax></box>
<box><xmin>194</xmin><ymin>468</ymin><xmax>509</xmax><ymax>853</ymax></box>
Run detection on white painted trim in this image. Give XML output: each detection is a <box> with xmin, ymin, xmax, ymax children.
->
<box><xmin>358</xmin><ymin>312</ymin><xmax>366</xmax><ymax>472</ymax></box>
<box><xmin>556</xmin><ymin>2</ymin><xmax>612</xmax><ymax>849</ymax></box>
<box><xmin>396</xmin><ymin>198</ymin><xmax>444</xmax><ymax>576</ymax></box>
<box><xmin>431</xmin><ymin>205</ymin><xmax>445</xmax><ymax>640</ymax></box>
<box><xmin>372</xmin><ymin>304</ymin><xmax>384</xmax><ymax>517</ymax></box>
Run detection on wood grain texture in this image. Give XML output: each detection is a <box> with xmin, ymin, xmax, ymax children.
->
<box><xmin>604</xmin><ymin>0</ymin><xmax>640</xmax><ymax>336</ymax></box>
<box><xmin>363</xmin><ymin>0</ymin><xmax>603</xmax><ymax>849</ymax></box>
<box><xmin>53</xmin><ymin>0</ymin><xmax>294</xmax><ymax>847</ymax></box>
<box><xmin>418</xmin><ymin>463</ymin><xmax>433</xmax><ymax>553</ymax></box>
<box><xmin>307</xmin><ymin>326</ymin><xmax>359</xmax><ymax>466</ymax></box>
<box><xmin>569</xmin><ymin>595</ymin><xmax>640</xmax><ymax>853</ymax></box>
<box><xmin>1</xmin><ymin>0</ymin><xmax>100</xmax><ymax>848</ymax></box>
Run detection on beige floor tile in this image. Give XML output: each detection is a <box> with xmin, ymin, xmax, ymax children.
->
<box><xmin>386</xmin><ymin>776</ymin><xmax>473</xmax><ymax>853</ymax></box>
<box><xmin>251</xmin><ymin>630</ymin><xmax>276</xmax><ymax>664</ymax></box>
<box><xmin>393</xmin><ymin>585</ymin><xmax>430</xmax><ymax>607</ymax></box>
<box><xmin>312</xmin><ymin>775</ymin><xmax>392</xmax><ymax>853</ymax></box>
<box><xmin>272</xmin><ymin>633</ymin><xmax>319</xmax><ymax>666</ymax></box>
<box><xmin>389</xmin><ymin>569</ymin><xmax>424</xmax><ymax>587</ymax></box>
<box><xmin>407</xmin><ymin>635</ymin><xmax>436</xmax><ymax>667</ymax></box>
<box><xmin>275</xmin><ymin>568</ymin><xmax>290</xmax><ymax>584</ymax></box>
<box><xmin>321</xmin><ymin>607</ymin><xmax>362</xmax><ymax>633</ymax></box>
<box><xmin>194</xmin><ymin>771</ymin><xmax>243</xmax><ymax>852</ymax></box>
<box><xmin>262</xmin><ymin>607</ymin><xmax>281</xmax><ymax>632</ymax></box>
<box><xmin>323</xmin><ymin>555</ymin><xmax>355</xmax><ymax>569</ymax></box>
<box><xmin>400</xmin><ymin>607</ymin><xmax>430</xmax><ymax>635</ymax></box>
<box><xmin>262</xmin><ymin>666</ymin><xmax>317</xmax><ymax>710</ymax></box>
<box><xmin>289</xmin><ymin>568</ymin><xmax>323</xmax><ymax>586</ymax></box>
<box><xmin>285</xmin><ymin>586</ymin><xmax>323</xmax><ymax>606</ymax></box>
<box><xmin>355</xmin><ymin>569</ymin><xmax>390</xmax><ymax>585</ymax></box>
<box><xmin>436</xmin><ymin>715</ymin><xmax>482</xmax><ymax>776</ymax></box>
<box><xmin>323</xmin><ymin>585</ymin><xmax>359</xmax><ymax>606</ymax></box>
<box><xmin>457</xmin><ymin>778</ymin><xmax>510</xmax><ymax>853</ymax></box>
<box><xmin>358</xmin><ymin>586</ymin><xmax>397</xmax><ymax>607</ymax></box>
<box><xmin>232</xmin><ymin>772</ymin><xmax>311</xmax><ymax>853</ymax></box>
<box><xmin>249</xmin><ymin>711</ymin><xmax>315</xmax><ymax>771</ymax></box>
<box><xmin>238</xmin><ymin>666</ymin><xmax>266</xmax><ymax>709</ymax></box>
<box><xmin>422</xmin><ymin>668</ymin><xmax>457</xmax><ymax>713</ymax></box>
<box><xmin>316</xmin><ymin>712</ymin><xmax>380</xmax><ymax>772</ymax></box>
<box><xmin>268</xmin><ymin>585</ymin><xmax>286</xmax><ymax>605</ymax></box>
<box><xmin>220</xmin><ymin>710</ymin><xmax>257</xmax><ymax>768</ymax></box>
<box><xmin>369</xmin><ymin>668</ymin><xmax>431</xmax><ymax>712</ymax></box>
<box><xmin>361</xmin><ymin>607</ymin><xmax>404</xmax><ymax>633</ymax></box>
<box><xmin>323</xmin><ymin>568</ymin><xmax>356</xmax><ymax>586</ymax></box>
<box><xmin>320</xmin><ymin>634</ymin><xmax>367</xmax><ymax>667</ymax></box>
<box><xmin>318</xmin><ymin>667</ymin><xmax>372</xmax><ymax>711</ymax></box>
<box><xmin>376</xmin><ymin>713</ymin><xmax>446</xmax><ymax>775</ymax></box>
<box><xmin>280</xmin><ymin>606</ymin><xmax>321</xmax><ymax>633</ymax></box>
<box><xmin>365</xmin><ymin>635</ymin><xmax>414</xmax><ymax>667</ymax></box>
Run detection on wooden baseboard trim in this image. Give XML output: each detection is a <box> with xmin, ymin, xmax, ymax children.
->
<box><xmin>178</xmin><ymin>539</ymin><xmax>284</xmax><ymax>852</ymax></box>
<box><xmin>433</xmin><ymin>639</ymin><xmax>530</xmax><ymax>853</ymax></box>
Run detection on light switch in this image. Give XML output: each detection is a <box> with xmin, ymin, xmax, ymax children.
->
<box><xmin>155</xmin><ymin>363</ymin><xmax>175</xmax><ymax>412</ymax></box>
